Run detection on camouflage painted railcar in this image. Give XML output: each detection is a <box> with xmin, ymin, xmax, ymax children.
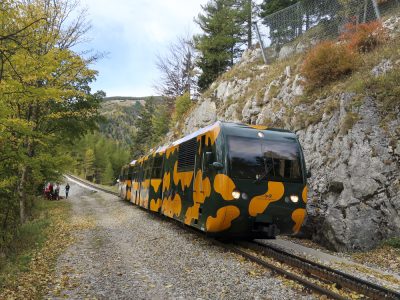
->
<box><xmin>118</xmin><ymin>121</ymin><xmax>309</xmax><ymax>239</ymax></box>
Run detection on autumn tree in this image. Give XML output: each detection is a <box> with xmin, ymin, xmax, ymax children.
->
<box><xmin>0</xmin><ymin>0</ymin><xmax>101</xmax><ymax>226</ymax></box>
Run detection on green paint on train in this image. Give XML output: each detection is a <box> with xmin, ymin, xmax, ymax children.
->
<box><xmin>118</xmin><ymin>121</ymin><xmax>309</xmax><ymax>239</ymax></box>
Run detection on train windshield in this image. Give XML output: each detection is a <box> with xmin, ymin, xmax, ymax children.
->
<box><xmin>228</xmin><ymin>136</ymin><xmax>303</xmax><ymax>182</ymax></box>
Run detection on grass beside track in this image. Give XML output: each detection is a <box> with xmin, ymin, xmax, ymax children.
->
<box><xmin>0</xmin><ymin>197</ymin><xmax>91</xmax><ymax>299</ymax></box>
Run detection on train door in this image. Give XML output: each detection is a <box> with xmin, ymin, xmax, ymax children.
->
<box><xmin>136</xmin><ymin>164</ymin><xmax>144</xmax><ymax>206</ymax></box>
<box><xmin>118</xmin><ymin>170</ymin><xmax>123</xmax><ymax>197</ymax></box>
<box><xmin>131</xmin><ymin>166</ymin><xmax>138</xmax><ymax>204</ymax></box>
<box><xmin>149</xmin><ymin>154</ymin><xmax>163</xmax><ymax>212</ymax></box>
<box><xmin>139</xmin><ymin>158</ymin><xmax>152</xmax><ymax>209</ymax></box>
<box><xmin>126</xmin><ymin>165</ymin><xmax>133</xmax><ymax>201</ymax></box>
<box><xmin>121</xmin><ymin>166</ymin><xmax>128</xmax><ymax>200</ymax></box>
<box><xmin>161</xmin><ymin>148</ymin><xmax>175</xmax><ymax>217</ymax></box>
<box><xmin>144</xmin><ymin>157</ymin><xmax>153</xmax><ymax>209</ymax></box>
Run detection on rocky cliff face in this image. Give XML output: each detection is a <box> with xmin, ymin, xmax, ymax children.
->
<box><xmin>174</xmin><ymin>16</ymin><xmax>400</xmax><ymax>251</ymax></box>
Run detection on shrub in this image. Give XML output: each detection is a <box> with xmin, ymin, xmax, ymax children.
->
<box><xmin>340</xmin><ymin>21</ymin><xmax>387</xmax><ymax>53</ymax></box>
<box><xmin>384</xmin><ymin>238</ymin><xmax>400</xmax><ymax>249</ymax></box>
<box><xmin>302</xmin><ymin>41</ymin><xmax>358</xmax><ymax>89</ymax></box>
<box><xmin>173</xmin><ymin>92</ymin><xmax>193</xmax><ymax>123</ymax></box>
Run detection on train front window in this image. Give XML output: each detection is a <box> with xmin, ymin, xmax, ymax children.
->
<box><xmin>228</xmin><ymin>136</ymin><xmax>302</xmax><ymax>182</ymax></box>
<box><xmin>228</xmin><ymin>138</ymin><xmax>264</xmax><ymax>179</ymax></box>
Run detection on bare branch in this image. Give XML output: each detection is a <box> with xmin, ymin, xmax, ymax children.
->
<box><xmin>154</xmin><ymin>34</ymin><xmax>198</xmax><ymax>100</ymax></box>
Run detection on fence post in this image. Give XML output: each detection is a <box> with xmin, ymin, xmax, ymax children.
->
<box><xmin>363</xmin><ymin>0</ymin><xmax>368</xmax><ymax>23</ymax></box>
<box><xmin>253</xmin><ymin>22</ymin><xmax>268</xmax><ymax>64</ymax></box>
<box><xmin>371</xmin><ymin>0</ymin><xmax>381</xmax><ymax>19</ymax></box>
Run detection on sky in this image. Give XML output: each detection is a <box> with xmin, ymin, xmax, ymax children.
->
<box><xmin>77</xmin><ymin>0</ymin><xmax>208</xmax><ymax>97</ymax></box>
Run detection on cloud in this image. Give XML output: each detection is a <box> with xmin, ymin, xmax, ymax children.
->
<box><xmin>79</xmin><ymin>0</ymin><xmax>207</xmax><ymax>96</ymax></box>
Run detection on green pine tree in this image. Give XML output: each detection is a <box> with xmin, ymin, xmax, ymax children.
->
<box><xmin>194</xmin><ymin>0</ymin><xmax>246</xmax><ymax>90</ymax></box>
<box><xmin>102</xmin><ymin>161</ymin><xmax>114</xmax><ymax>185</ymax></box>
<box><xmin>133</xmin><ymin>98</ymin><xmax>156</xmax><ymax>156</ymax></box>
<box><xmin>84</xmin><ymin>148</ymin><xmax>95</xmax><ymax>181</ymax></box>
<box><xmin>152</xmin><ymin>104</ymin><xmax>171</xmax><ymax>145</ymax></box>
<box><xmin>260</xmin><ymin>0</ymin><xmax>299</xmax><ymax>16</ymax></box>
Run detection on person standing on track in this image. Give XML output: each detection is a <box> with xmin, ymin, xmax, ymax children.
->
<box><xmin>65</xmin><ymin>183</ymin><xmax>70</xmax><ymax>199</ymax></box>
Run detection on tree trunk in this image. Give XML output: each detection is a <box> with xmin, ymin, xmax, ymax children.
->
<box><xmin>18</xmin><ymin>139</ymin><xmax>34</xmax><ymax>224</ymax></box>
<box><xmin>247</xmin><ymin>0</ymin><xmax>252</xmax><ymax>48</ymax></box>
<box><xmin>18</xmin><ymin>165</ymin><xmax>28</xmax><ymax>223</ymax></box>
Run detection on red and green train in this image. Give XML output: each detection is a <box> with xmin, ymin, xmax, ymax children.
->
<box><xmin>119</xmin><ymin>121</ymin><xmax>309</xmax><ymax>239</ymax></box>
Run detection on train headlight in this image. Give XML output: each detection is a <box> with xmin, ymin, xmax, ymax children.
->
<box><xmin>232</xmin><ymin>189</ymin><xmax>241</xmax><ymax>199</ymax></box>
<box><xmin>290</xmin><ymin>195</ymin><xmax>299</xmax><ymax>203</ymax></box>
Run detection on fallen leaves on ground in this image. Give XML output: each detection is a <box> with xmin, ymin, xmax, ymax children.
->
<box><xmin>351</xmin><ymin>246</ymin><xmax>400</xmax><ymax>274</ymax></box>
<box><xmin>0</xmin><ymin>204</ymin><xmax>95</xmax><ymax>299</ymax></box>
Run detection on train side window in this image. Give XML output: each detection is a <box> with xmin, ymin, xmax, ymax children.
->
<box><xmin>138</xmin><ymin>165</ymin><xmax>144</xmax><ymax>182</ymax></box>
<box><xmin>142</xmin><ymin>158</ymin><xmax>152</xmax><ymax>180</ymax></box>
<box><xmin>123</xmin><ymin>167</ymin><xmax>128</xmax><ymax>181</ymax></box>
<box><xmin>128</xmin><ymin>166</ymin><xmax>133</xmax><ymax>180</ymax></box>
<box><xmin>178</xmin><ymin>138</ymin><xmax>196</xmax><ymax>172</ymax></box>
<box><xmin>151</xmin><ymin>156</ymin><xmax>163</xmax><ymax>178</ymax></box>
<box><xmin>133</xmin><ymin>165</ymin><xmax>139</xmax><ymax>181</ymax></box>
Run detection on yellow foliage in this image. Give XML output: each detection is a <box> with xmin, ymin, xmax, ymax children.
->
<box><xmin>0</xmin><ymin>199</ymin><xmax>94</xmax><ymax>299</ymax></box>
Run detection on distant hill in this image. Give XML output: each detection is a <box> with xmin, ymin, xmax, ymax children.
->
<box><xmin>99</xmin><ymin>96</ymin><xmax>162</xmax><ymax>145</ymax></box>
<box><xmin>103</xmin><ymin>96</ymin><xmax>163</xmax><ymax>102</ymax></box>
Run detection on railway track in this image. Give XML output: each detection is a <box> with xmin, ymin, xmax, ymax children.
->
<box><xmin>231</xmin><ymin>240</ymin><xmax>400</xmax><ymax>300</ymax></box>
<box><xmin>67</xmin><ymin>174</ymin><xmax>400</xmax><ymax>300</ymax></box>
<box><xmin>65</xmin><ymin>174</ymin><xmax>119</xmax><ymax>196</ymax></box>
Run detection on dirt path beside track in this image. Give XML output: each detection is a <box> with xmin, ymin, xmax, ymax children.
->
<box><xmin>46</xmin><ymin>180</ymin><xmax>314</xmax><ymax>300</ymax></box>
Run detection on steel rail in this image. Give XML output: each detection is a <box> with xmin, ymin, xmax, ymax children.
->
<box><xmin>212</xmin><ymin>239</ymin><xmax>348</xmax><ymax>300</ymax></box>
<box><xmin>241</xmin><ymin>240</ymin><xmax>400</xmax><ymax>300</ymax></box>
<box><xmin>66</xmin><ymin>174</ymin><xmax>399</xmax><ymax>300</ymax></box>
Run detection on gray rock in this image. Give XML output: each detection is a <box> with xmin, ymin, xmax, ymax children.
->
<box><xmin>216</xmin><ymin>81</ymin><xmax>228</xmax><ymax>100</ymax></box>
<box><xmin>328</xmin><ymin>181</ymin><xmax>344</xmax><ymax>194</ymax></box>
<box><xmin>285</xmin><ymin>66</ymin><xmax>291</xmax><ymax>78</ymax></box>
<box><xmin>292</xmin><ymin>74</ymin><xmax>304</xmax><ymax>96</ymax></box>
<box><xmin>241</xmin><ymin>100</ymin><xmax>252</xmax><ymax>123</ymax></box>
<box><xmin>296</xmin><ymin>41</ymin><xmax>309</xmax><ymax>53</ymax></box>
<box><xmin>278</xmin><ymin>45</ymin><xmax>295</xmax><ymax>60</ymax></box>
<box><xmin>224</xmin><ymin>104</ymin><xmax>241</xmax><ymax>122</ymax></box>
<box><xmin>184</xmin><ymin>99</ymin><xmax>216</xmax><ymax>135</ymax></box>
<box><xmin>383</xmin><ymin>16</ymin><xmax>400</xmax><ymax>38</ymax></box>
<box><xmin>371</xmin><ymin>59</ymin><xmax>393</xmax><ymax>77</ymax></box>
<box><xmin>395</xmin><ymin>141</ymin><xmax>400</xmax><ymax>156</ymax></box>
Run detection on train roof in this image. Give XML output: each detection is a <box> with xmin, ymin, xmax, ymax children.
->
<box><xmin>170</xmin><ymin>121</ymin><xmax>296</xmax><ymax>146</ymax></box>
<box><xmin>128</xmin><ymin>121</ymin><xmax>297</xmax><ymax>165</ymax></box>
<box><xmin>220</xmin><ymin>122</ymin><xmax>297</xmax><ymax>140</ymax></box>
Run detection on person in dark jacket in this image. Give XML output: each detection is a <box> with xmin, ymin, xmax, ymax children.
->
<box><xmin>65</xmin><ymin>183</ymin><xmax>70</xmax><ymax>199</ymax></box>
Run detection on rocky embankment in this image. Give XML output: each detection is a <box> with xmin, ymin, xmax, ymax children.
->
<box><xmin>171</xmin><ymin>16</ymin><xmax>400</xmax><ymax>251</ymax></box>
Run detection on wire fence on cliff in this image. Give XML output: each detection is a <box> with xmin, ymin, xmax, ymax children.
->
<box><xmin>254</xmin><ymin>0</ymin><xmax>400</xmax><ymax>62</ymax></box>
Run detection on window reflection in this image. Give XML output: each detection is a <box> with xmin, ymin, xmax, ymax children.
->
<box><xmin>228</xmin><ymin>136</ymin><xmax>302</xmax><ymax>182</ymax></box>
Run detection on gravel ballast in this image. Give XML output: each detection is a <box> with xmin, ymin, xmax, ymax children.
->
<box><xmin>47</xmin><ymin>181</ymin><xmax>315</xmax><ymax>299</ymax></box>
